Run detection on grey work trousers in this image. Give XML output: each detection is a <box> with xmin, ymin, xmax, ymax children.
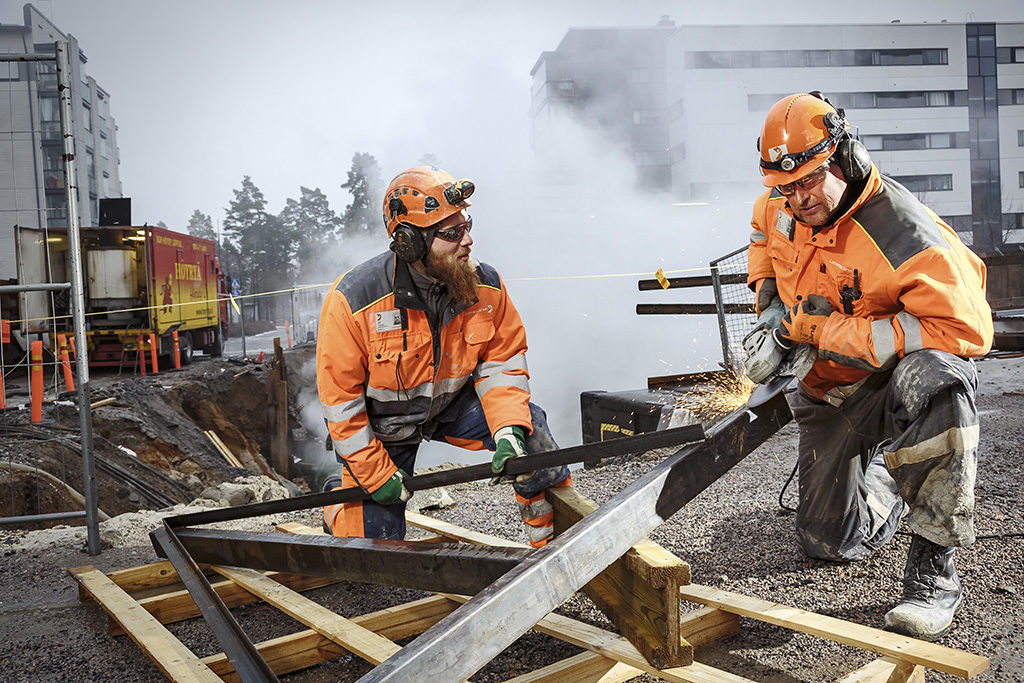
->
<box><xmin>788</xmin><ymin>349</ymin><xmax>979</xmax><ymax>561</ymax></box>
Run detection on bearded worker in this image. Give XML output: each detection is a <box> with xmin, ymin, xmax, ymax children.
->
<box><xmin>746</xmin><ymin>93</ymin><xmax>993</xmax><ymax>640</ymax></box>
<box><xmin>316</xmin><ymin>165</ymin><xmax>570</xmax><ymax>547</ymax></box>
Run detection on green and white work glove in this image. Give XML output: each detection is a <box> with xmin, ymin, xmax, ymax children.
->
<box><xmin>370</xmin><ymin>468</ymin><xmax>412</xmax><ymax>505</ymax></box>
<box><xmin>489</xmin><ymin>425</ymin><xmax>532</xmax><ymax>486</ymax></box>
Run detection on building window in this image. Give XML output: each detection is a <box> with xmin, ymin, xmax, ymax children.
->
<box><xmin>748</xmin><ymin>90</ymin><xmax>966</xmax><ymax>111</ymax></box>
<box><xmin>633</xmin><ymin>109</ymin><xmax>659</xmax><ymax>125</ymax></box>
<box><xmin>862</xmin><ymin>132</ymin><xmax>968</xmax><ymax>151</ymax></box>
<box><xmin>0</xmin><ymin>62</ymin><xmax>19</xmax><ymax>80</ymax></box>
<box><xmin>550</xmin><ymin>80</ymin><xmax>573</xmax><ymax>97</ymax></box>
<box><xmin>998</xmin><ymin>89</ymin><xmax>1024</xmax><ymax>105</ymax></box>
<box><xmin>1018</xmin><ymin>130</ymin><xmax>1024</xmax><ymax>146</ymax></box>
<box><xmin>631</xmin><ymin>68</ymin><xmax>652</xmax><ymax>83</ymax></box>
<box><xmin>1019</xmin><ymin>170</ymin><xmax>1024</xmax><ymax>188</ymax></box>
<box><xmin>890</xmin><ymin>174</ymin><xmax>953</xmax><ymax>192</ymax></box>
<box><xmin>82</xmin><ymin>104</ymin><xmax>92</xmax><ymax>132</ymax></box>
<box><xmin>688</xmin><ymin>47</ymin><xmax>947</xmax><ymax>69</ymax></box>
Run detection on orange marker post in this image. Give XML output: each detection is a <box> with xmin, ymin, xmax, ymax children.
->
<box><xmin>30</xmin><ymin>340</ymin><xmax>43</xmax><ymax>423</ymax></box>
<box><xmin>57</xmin><ymin>334</ymin><xmax>74</xmax><ymax>392</ymax></box>
<box><xmin>149</xmin><ymin>333</ymin><xmax>159</xmax><ymax>374</ymax></box>
<box><xmin>172</xmin><ymin>330</ymin><xmax>181</xmax><ymax>370</ymax></box>
<box><xmin>285</xmin><ymin>321</ymin><xmax>292</xmax><ymax>349</ymax></box>
<box><xmin>68</xmin><ymin>334</ymin><xmax>77</xmax><ymax>359</ymax></box>
<box><xmin>137</xmin><ymin>334</ymin><xmax>147</xmax><ymax>377</ymax></box>
<box><xmin>257</xmin><ymin>351</ymin><xmax>265</xmax><ymax>363</ymax></box>
<box><xmin>0</xmin><ymin>320</ymin><xmax>9</xmax><ymax>409</ymax></box>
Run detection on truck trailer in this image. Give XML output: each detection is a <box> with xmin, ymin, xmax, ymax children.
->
<box><xmin>14</xmin><ymin>224</ymin><xmax>228</xmax><ymax>367</ymax></box>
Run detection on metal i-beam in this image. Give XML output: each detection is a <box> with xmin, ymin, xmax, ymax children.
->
<box><xmin>151</xmin><ymin>524</ymin><xmax>279</xmax><ymax>682</ymax></box>
<box><xmin>360</xmin><ymin>391</ymin><xmax>792</xmax><ymax>682</ymax></box>
<box><xmin>167</xmin><ymin>528</ymin><xmax>529</xmax><ymax>595</ymax></box>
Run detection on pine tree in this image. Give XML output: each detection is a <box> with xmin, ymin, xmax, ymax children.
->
<box><xmin>280</xmin><ymin>186</ymin><xmax>342</xmax><ymax>282</ymax></box>
<box><xmin>185</xmin><ymin>209</ymin><xmax>217</xmax><ymax>242</ymax></box>
<box><xmin>223</xmin><ymin>176</ymin><xmax>297</xmax><ymax>317</ymax></box>
<box><xmin>340</xmin><ymin>153</ymin><xmax>384</xmax><ymax>239</ymax></box>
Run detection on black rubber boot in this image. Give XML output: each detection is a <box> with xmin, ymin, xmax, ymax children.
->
<box><xmin>884</xmin><ymin>534</ymin><xmax>962</xmax><ymax>641</ymax></box>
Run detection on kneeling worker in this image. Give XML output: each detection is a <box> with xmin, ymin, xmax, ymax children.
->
<box><xmin>746</xmin><ymin>93</ymin><xmax>992</xmax><ymax>640</ymax></box>
<box><xmin>316</xmin><ymin>165</ymin><xmax>570</xmax><ymax>547</ymax></box>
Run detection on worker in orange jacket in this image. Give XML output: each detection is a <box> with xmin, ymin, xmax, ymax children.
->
<box><xmin>316</xmin><ymin>165</ymin><xmax>570</xmax><ymax>548</ymax></box>
<box><xmin>747</xmin><ymin>93</ymin><xmax>993</xmax><ymax>641</ymax></box>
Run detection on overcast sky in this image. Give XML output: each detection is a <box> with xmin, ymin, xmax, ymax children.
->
<box><xmin>4</xmin><ymin>1</ymin><xmax>1021</xmax><ymax>458</ymax></box>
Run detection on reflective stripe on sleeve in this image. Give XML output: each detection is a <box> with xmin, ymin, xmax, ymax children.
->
<box><xmin>321</xmin><ymin>394</ymin><xmax>367</xmax><ymax>424</ymax></box>
<box><xmin>871</xmin><ymin>318</ymin><xmax>898</xmax><ymax>368</ymax></box>
<box><xmin>332</xmin><ymin>424</ymin><xmax>373</xmax><ymax>456</ymax></box>
<box><xmin>896</xmin><ymin>311</ymin><xmax>924</xmax><ymax>354</ymax></box>
<box><xmin>749</xmin><ymin>230</ymin><xmax>767</xmax><ymax>243</ymax></box>
<box><xmin>476</xmin><ymin>353</ymin><xmax>528</xmax><ymax>377</ymax></box>
<box><xmin>884</xmin><ymin>424</ymin><xmax>980</xmax><ymax>469</ymax></box>
<box><xmin>475</xmin><ymin>372</ymin><xmax>530</xmax><ymax>396</ymax></box>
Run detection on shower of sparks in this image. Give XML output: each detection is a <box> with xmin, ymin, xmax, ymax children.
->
<box><xmin>672</xmin><ymin>371</ymin><xmax>755</xmax><ymax>423</ymax></box>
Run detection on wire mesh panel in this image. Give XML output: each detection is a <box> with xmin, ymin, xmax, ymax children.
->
<box><xmin>709</xmin><ymin>246</ymin><xmax>756</xmax><ymax>372</ymax></box>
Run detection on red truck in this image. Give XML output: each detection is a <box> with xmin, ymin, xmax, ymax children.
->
<box><xmin>15</xmin><ymin>224</ymin><xmax>229</xmax><ymax>366</ymax></box>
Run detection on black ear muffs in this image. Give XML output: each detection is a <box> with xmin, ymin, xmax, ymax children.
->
<box><xmin>390</xmin><ymin>223</ymin><xmax>429</xmax><ymax>263</ymax></box>
<box><xmin>834</xmin><ymin>138</ymin><xmax>872</xmax><ymax>183</ymax></box>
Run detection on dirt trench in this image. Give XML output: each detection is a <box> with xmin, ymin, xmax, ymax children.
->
<box><xmin>0</xmin><ymin>344</ymin><xmax>320</xmax><ymax>526</ymax></box>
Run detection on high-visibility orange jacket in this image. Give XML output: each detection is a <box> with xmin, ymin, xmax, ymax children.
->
<box><xmin>748</xmin><ymin>166</ymin><xmax>993</xmax><ymax>398</ymax></box>
<box><xmin>317</xmin><ymin>252</ymin><xmax>533</xmax><ymax>493</ymax></box>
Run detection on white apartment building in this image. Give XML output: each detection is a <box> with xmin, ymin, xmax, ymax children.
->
<box><xmin>533</xmin><ymin>19</ymin><xmax>1024</xmax><ymax>254</ymax></box>
<box><xmin>0</xmin><ymin>4</ymin><xmax>122</xmax><ymax>282</ymax></box>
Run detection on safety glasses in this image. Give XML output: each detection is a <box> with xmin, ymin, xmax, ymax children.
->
<box><xmin>433</xmin><ymin>216</ymin><xmax>473</xmax><ymax>243</ymax></box>
<box><xmin>776</xmin><ymin>163</ymin><xmax>830</xmax><ymax>196</ymax></box>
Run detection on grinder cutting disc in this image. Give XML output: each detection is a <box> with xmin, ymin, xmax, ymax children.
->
<box><xmin>747</xmin><ymin>374</ymin><xmax>794</xmax><ymax>407</ymax></box>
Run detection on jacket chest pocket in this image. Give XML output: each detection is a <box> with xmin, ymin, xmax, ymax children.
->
<box><xmin>368</xmin><ymin>333</ymin><xmax>432</xmax><ymax>391</ymax></box>
<box><xmin>824</xmin><ymin>266</ymin><xmax>866</xmax><ymax>316</ymax></box>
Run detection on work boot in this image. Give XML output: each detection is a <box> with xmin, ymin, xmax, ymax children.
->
<box><xmin>884</xmin><ymin>534</ymin><xmax>962</xmax><ymax>641</ymax></box>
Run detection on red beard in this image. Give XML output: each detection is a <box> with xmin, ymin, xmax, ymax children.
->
<box><xmin>427</xmin><ymin>250</ymin><xmax>480</xmax><ymax>306</ymax></box>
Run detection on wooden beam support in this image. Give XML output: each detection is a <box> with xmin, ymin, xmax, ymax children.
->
<box><xmin>201</xmin><ymin>594</ymin><xmax>458</xmax><ymax>681</ymax></box>
<box><xmin>405</xmin><ymin>510</ymin><xmax>528</xmax><ymax>547</ymax></box>
<box><xmin>504</xmin><ymin>652</ymin><xmax>638</xmax><ymax>683</ymax></box>
<box><xmin>212</xmin><ymin>566</ymin><xmax>401</xmax><ymax>665</ymax></box>
<box><xmin>69</xmin><ymin>565</ymin><xmax>222</xmax><ymax>682</ymax></box>
<box><xmin>549</xmin><ymin>486</ymin><xmax>692</xmax><ymax>669</ymax></box>
<box><xmin>839</xmin><ymin>656</ymin><xmax>925</xmax><ymax>682</ymax></box>
<box><xmin>443</xmin><ymin>593</ymin><xmax>752</xmax><ymax>683</ymax></box>
<box><xmin>679</xmin><ymin>583</ymin><xmax>988</xmax><ymax>678</ymax></box>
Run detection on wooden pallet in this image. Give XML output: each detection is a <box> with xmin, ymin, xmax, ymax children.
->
<box><xmin>69</xmin><ymin>511</ymin><xmax>989</xmax><ymax>682</ymax></box>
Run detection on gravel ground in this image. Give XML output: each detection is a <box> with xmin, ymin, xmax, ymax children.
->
<box><xmin>0</xmin><ymin>355</ymin><xmax>1021</xmax><ymax>681</ymax></box>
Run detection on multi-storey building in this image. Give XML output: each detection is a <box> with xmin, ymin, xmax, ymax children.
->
<box><xmin>0</xmin><ymin>4</ymin><xmax>122</xmax><ymax>281</ymax></box>
<box><xmin>533</xmin><ymin>19</ymin><xmax>1024</xmax><ymax>254</ymax></box>
<box><xmin>531</xmin><ymin>17</ymin><xmax>676</xmax><ymax>191</ymax></box>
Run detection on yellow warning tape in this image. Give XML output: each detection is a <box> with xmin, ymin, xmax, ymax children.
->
<box><xmin>5</xmin><ymin>265</ymin><xmax>727</xmax><ymax>325</ymax></box>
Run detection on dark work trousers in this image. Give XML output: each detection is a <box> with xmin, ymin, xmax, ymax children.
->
<box><xmin>788</xmin><ymin>349</ymin><xmax>979</xmax><ymax>561</ymax></box>
<box><xmin>325</xmin><ymin>384</ymin><xmax>568</xmax><ymax>540</ymax></box>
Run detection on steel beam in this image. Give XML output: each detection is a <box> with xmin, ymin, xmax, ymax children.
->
<box><xmin>151</xmin><ymin>524</ymin><xmax>279</xmax><ymax>682</ymax></box>
<box><xmin>166</xmin><ymin>528</ymin><xmax>529</xmax><ymax>595</ymax></box>
<box><xmin>165</xmin><ymin>423</ymin><xmax>704</xmax><ymax>528</ymax></box>
<box><xmin>360</xmin><ymin>391</ymin><xmax>792</xmax><ymax>682</ymax></box>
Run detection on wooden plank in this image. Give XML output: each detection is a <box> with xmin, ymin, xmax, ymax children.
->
<box><xmin>505</xmin><ymin>651</ymin><xmax>639</xmax><ymax>683</ymax></box>
<box><xmin>212</xmin><ymin>566</ymin><xmax>400</xmax><ymax>665</ymax></box>
<box><xmin>205</xmin><ymin>430</ymin><xmax>243</xmax><ymax>468</ymax></box>
<box><xmin>90</xmin><ymin>396</ymin><xmax>116</xmax><ymax>409</ymax></box>
<box><xmin>69</xmin><ymin>565</ymin><xmax>222</xmax><ymax>682</ymax></box>
<box><xmin>678</xmin><ymin>607</ymin><xmax>741</xmax><ymax>649</ymax></box>
<box><xmin>549</xmin><ymin>486</ymin><xmax>692</xmax><ymax>669</ymax></box>
<box><xmin>202</xmin><ymin>594</ymin><xmax>458</xmax><ymax>681</ymax></box>
<box><xmin>839</xmin><ymin>656</ymin><xmax>925</xmax><ymax>682</ymax></box>
<box><xmin>405</xmin><ymin>510</ymin><xmax>529</xmax><ymax>547</ymax></box>
<box><xmin>111</xmin><ymin>571</ymin><xmax>336</xmax><ymax>635</ymax></box>
<box><xmin>275</xmin><ymin>521</ymin><xmax>322</xmax><ymax>535</ymax></box>
<box><xmin>679</xmin><ymin>583</ymin><xmax>988</xmax><ymax>678</ymax></box>
<box><xmin>443</xmin><ymin>593</ymin><xmax>752</xmax><ymax>683</ymax></box>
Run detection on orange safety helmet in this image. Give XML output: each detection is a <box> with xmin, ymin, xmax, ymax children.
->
<box><xmin>381</xmin><ymin>166</ymin><xmax>474</xmax><ymax>237</ymax></box>
<box><xmin>757</xmin><ymin>93</ymin><xmax>847</xmax><ymax>187</ymax></box>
